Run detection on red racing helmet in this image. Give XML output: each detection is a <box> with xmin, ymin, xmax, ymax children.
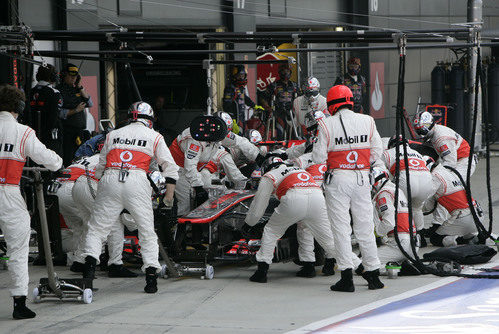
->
<box><xmin>326</xmin><ymin>85</ymin><xmax>354</xmax><ymax>114</ymax></box>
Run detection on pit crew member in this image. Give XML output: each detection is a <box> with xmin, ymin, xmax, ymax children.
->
<box><xmin>423</xmin><ymin>163</ymin><xmax>481</xmax><ymax>247</ymax></box>
<box><xmin>243</xmin><ymin>156</ymin><xmax>338</xmax><ymax>284</ymax></box>
<box><xmin>381</xmin><ymin>136</ymin><xmax>433</xmax><ymax>231</ymax></box>
<box><xmin>0</xmin><ymin>84</ymin><xmax>62</xmax><ymax>319</ymax></box>
<box><xmin>371</xmin><ymin>167</ymin><xmax>419</xmax><ymax>273</ymax></box>
<box><xmin>312</xmin><ymin>84</ymin><xmax>384</xmax><ymax>292</ymax></box>
<box><xmin>82</xmin><ymin>102</ymin><xmax>178</xmax><ymax>294</ymax></box>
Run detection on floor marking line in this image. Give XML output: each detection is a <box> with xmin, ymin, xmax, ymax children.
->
<box><xmin>287</xmin><ymin>260</ymin><xmax>499</xmax><ymax>334</ymax></box>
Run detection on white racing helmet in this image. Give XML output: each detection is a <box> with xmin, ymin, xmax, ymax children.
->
<box><xmin>370</xmin><ymin>166</ymin><xmax>390</xmax><ymax>196</ymax></box>
<box><xmin>128</xmin><ymin>101</ymin><xmax>154</xmax><ymax>128</ymax></box>
<box><xmin>304</xmin><ymin>77</ymin><xmax>321</xmax><ymax>102</ymax></box>
<box><xmin>414</xmin><ymin>111</ymin><xmax>435</xmax><ymax>137</ymax></box>
<box><xmin>246</xmin><ymin>129</ymin><xmax>262</xmax><ymax>144</ymax></box>
<box><xmin>216</xmin><ymin>111</ymin><xmax>233</xmax><ymax>132</ymax></box>
<box><xmin>260</xmin><ymin>156</ymin><xmax>284</xmax><ymax>174</ymax></box>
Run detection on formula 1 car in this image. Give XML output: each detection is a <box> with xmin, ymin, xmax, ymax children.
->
<box><xmin>172</xmin><ymin>188</ymin><xmax>297</xmax><ymax>266</ymax></box>
<box><xmin>122</xmin><ymin>139</ymin><xmax>312</xmax><ymax>278</ymax></box>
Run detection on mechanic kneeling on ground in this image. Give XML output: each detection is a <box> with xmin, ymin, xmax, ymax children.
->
<box><xmin>0</xmin><ymin>84</ymin><xmax>63</xmax><ymax>319</ymax></box>
<box><xmin>71</xmin><ymin>153</ymin><xmax>137</xmax><ymax>278</ymax></box>
<box><xmin>371</xmin><ymin>167</ymin><xmax>419</xmax><ymax>273</ymax></box>
<box><xmin>82</xmin><ymin>102</ymin><xmax>178</xmax><ymax>294</ymax></box>
<box><xmin>423</xmin><ymin>162</ymin><xmax>482</xmax><ymax>247</ymax></box>
<box><xmin>53</xmin><ymin>156</ymin><xmax>87</xmax><ymax>267</ymax></box>
<box><xmin>381</xmin><ymin>136</ymin><xmax>433</xmax><ymax>231</ymax></box>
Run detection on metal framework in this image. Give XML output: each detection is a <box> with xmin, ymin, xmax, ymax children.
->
<box><xmin>0</xmin><ymin>16</ymin><xmax>496</xmax><ymax>279</ymax></box>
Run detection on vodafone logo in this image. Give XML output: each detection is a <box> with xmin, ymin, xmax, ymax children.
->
<box><xmin>409</xmin><ymin>158</ymin><xmax>421</xmax><ymax>167</ymax></box>
<box><xmin>296</xmin><ymin>172</ymin><xmax>310</xmax><ymax>181</ymax></box>
<box><xmin>346</xmin><ymin>151</ymin><xmax>359</xmax><ymax>163</ymax></box>
<box><xmin>120</xmin><ymin>151</ymin><xmax>133</xmax><ymax>162</ymax></box>
<box><xmin>318</xmin><ymin>164</ymin><xmax>327</xmax><ymax>174</ymax></box>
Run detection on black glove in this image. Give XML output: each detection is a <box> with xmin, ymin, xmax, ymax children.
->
<box><xmin>427</xmin><ymin>224</ymin><xmax>440</xmax><ymax>237</ymax></box>
<box><xmin>54</xmin><ymin>168</ymin><xmax>71</xmax><ymax>179</ymax></box>
<box><xmin>240</xmin><ymin>223</ymin><xmax>253</xmax><ymax>238</ymax></box>
<box><xmin>278</xmin><ymin>152</ymin><xmax>288</xmax><ymax>160</ymax></box>
<box><xmin>304</xmin><ymin>142</ymin><xmax>313</xmax><ymax>153</ymax></box>
<box><xmin>161</xmin><ymin>205</ymin><xmax>177</xmax><ymax>224</ymax></box>
<box><xmin>255</xmin><ymin>153</ymin><xmax>266</xmax><ymax>166</ymax></box>
<box><xmin>193</xmin><ymin>186</ymin><xmax>209</xmax><ymax>207</ymax></box>
<box><xmin>265</xmin><ymin>152</ymin><xmax>288</xmax><ymax>161</ymax></box>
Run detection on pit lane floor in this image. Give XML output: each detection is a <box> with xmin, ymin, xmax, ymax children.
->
<box><xmin>1</xmin><ymin>158</ymin><xmax>498</xmax><ymax>334</ymax></box>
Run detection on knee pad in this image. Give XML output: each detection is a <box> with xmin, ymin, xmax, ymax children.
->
<box><xmin>442</xmin><ymin>235</ymin><xmax>458</xmax><ymax>247</ymax></box>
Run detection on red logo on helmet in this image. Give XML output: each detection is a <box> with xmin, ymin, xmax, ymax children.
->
<box><xmin>189</xmin><ymin>144</ymin><xmax>200</xmax><ymax>152</ymax></box>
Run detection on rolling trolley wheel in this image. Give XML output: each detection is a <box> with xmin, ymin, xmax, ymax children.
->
<box><xmin>205</xmin><ymin>265</ymin><xmax>214</xmax><ymax>280</ymax></box>
<box><xmin>32</xmin><ymin>287</ymin><xmax>41</xmax><ymax>302</ymax></box>
<box><xmin>82</xmin><ymin>288</ymin><xmax>93</xmax><ymax>304</ymax></box>
<box><xmin>159</xmin><ymin>264</ymin><xmax>168</xmax><ymax>279</ymax></box>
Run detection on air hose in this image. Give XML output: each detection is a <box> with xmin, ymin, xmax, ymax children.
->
<box><xmin>392</xmin><ymin>40</ymin><xmax>497</xmax><ymax>279</ymax></box>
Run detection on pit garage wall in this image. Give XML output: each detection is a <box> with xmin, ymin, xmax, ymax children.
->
<box><xmin>368</xmin><ymin>0</ymin><xmax>499</xmax><ymax>137</ymax></box>
<box><xmin>22</xmin><ymin>1</ymin><xmax>499</xmax><ymax>137</ymax></box>
<box><xmin>92</xmin><ymin>0</ymin><xmax>351</xmax><ymax>130</ymax></box>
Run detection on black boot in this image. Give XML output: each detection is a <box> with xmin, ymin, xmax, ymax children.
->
<box><xmin>70</xmin><ymin>261</ymin><xmax>85</xmax><ymax>273</ymax></box>
<box><xmin>83</xmin><ymin>256</ymin><xmax>97</xmax><ymax>279</ymax></box>
<box><xmin>99</xmin><ymin>249</ymin><xmax>109</xmax><ymax>271</ymax></box>
<box><xmin>52</xmin><ymin>254</ymin><xmax>67</xmax><ymax>266</ymax></box>
<box><xmin>296</xmin><ymin>262</ymin><xmax>316</xmax><ymax>278</ymax></box>
<box><xmin>249</xmin><ymin>262</ymin><xmax>269</xmax><ymax>283</ymax></box>
<box><xmin>362</xmin><ymin>269</ymin><xmax>385</xmax><ymax>290</ymax></box>
<box><xmin>144</xmin><ymin>267</ymin><xmax>158</xmax><ymax>293</ymax></box>
<box><xmin>12</xmin><ymin>296</ymin><xmax>36</xmax><ymax>320</ymax></box>
<box><xmin>330</xmin><ymin>269</ymin><xmax>355</xmax><ymax>292</ymax></box>
<box><xmin>355</xmin><ymin>263</ymin><xmax>364</xmax><ymax>276</ymax></box>
<box><xmin>108</xmin><ymin>264</ymin><xmax>138</xmax><ymax>278</ymax></box>
<box><xmin>322</xmin><ymin>258</ymin><xmax>336</xmax><ymax>276</ymax></box>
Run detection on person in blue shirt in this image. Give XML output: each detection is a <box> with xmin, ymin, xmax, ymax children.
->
<box><xmin>74</xmin><ymin>133</ymin><xmax>105</xmax><ymax>158</ymax></box>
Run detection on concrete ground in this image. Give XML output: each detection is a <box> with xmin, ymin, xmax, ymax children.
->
<box><xmin>0</xmin><ymin>157</ymin><xmax>498</xmax><ymax>334</ymax></box>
